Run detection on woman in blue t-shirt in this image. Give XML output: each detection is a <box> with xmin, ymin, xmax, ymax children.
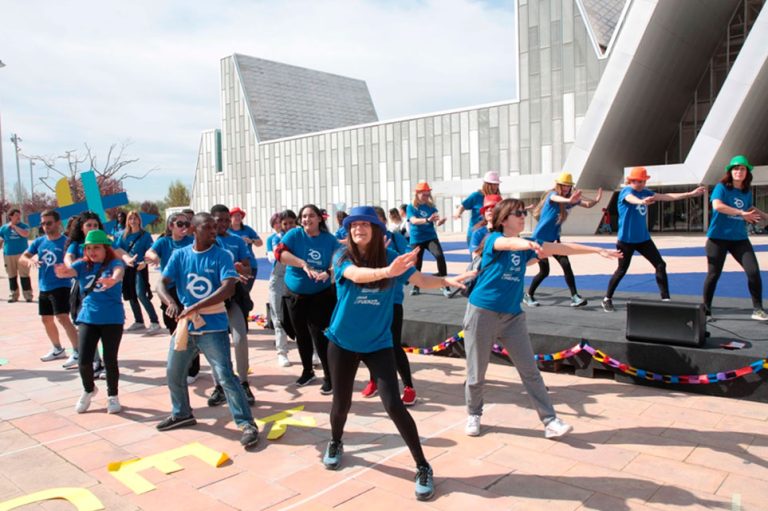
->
<box><xmin>525</xmin><ymin>173</ymin><xmax>602</xmax><ymax>308</ymax></box>
<box><xmin>463</xmin><ymin>198</ymin><xmax>621</xmax><ymax>439</ymax></box>
<box><xmin>703</xmin><ymin>156</ymin><xmax>768</xmax><ymax>321</ymax></box>
<box><xmin>322</xmin><ymin>206</ymin><xmax>472</xmax><ymax>501</ymax></box>
<box><xmin>468</xmin><ymin>194</ymin><xmax>503</xmax><ymax>255</ymax></box>
<box><xmin>114</xmin><ymin>211</ymin><xmax>161</xmax><ymax>334</ymax></box>
<box><xmin>454</xmin><ymin>171</ymin><xmax>501</xmax><ymax>248</ymax></box>
<box><xmin>55</xmin><ymin>229</ymin><xmax>125</xmax><ymax>414</ymax></box>
<box><xmin>602</xmin><ymin>167</ymin><xmax>706</xmax><ymax>312</ymax></box>
<box><xmin>275</xmin><ymin>204</ymin><xmax>341</xmax><ymax>393</ymax></box>
<box><xmin>406</xmin><ymin>181</ymin><xmax>450</xmax><ymax>297</ymax></box>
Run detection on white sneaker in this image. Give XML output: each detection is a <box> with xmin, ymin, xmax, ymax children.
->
<box><xmin>186</xmin><ymin>374</ymin><xmax>198</xmax><ymax>385</ymax></box>
<box><xmin>75</xmin><ymin>388</ymin><xmax>98</xmax><ymax>413</ymax></box>
<box><xmin>277</xmin><ymin>354</ymin><xmax>291</xmax><ymax>367</ymax></box>
<box><xmin>752</xmin><ymin>309</ymin><xmax>768</xmax><ymax>321</ymax></box>
<box><xmin>312</xmin><ymin>353</ymin><xmax>321</xmax><ymax>368</ymax></box>
<box><xmin>62</xmin><ymin>352</ymin><xmax>79</xmax><ymax>369</ymax></box>
<box><xmin>144</xmin><ymin>323</ymin><xmax>163</xmax><ymax>336</ymax></box>
<box><xmin>544</xmin><ymin>417</ymin><xmax>573</xmax><ymax>439</ymax></box>
<box><xmin>125</xmin><ymin>322</ymin><xmax>146</xmax><ymax>332</ymax></box>
<box><xmin>106</xmin><ymin>395</ymin><xmax>121</xmax><ymax>414</ymax></box>
<box><xmin>465</xmin><ymin>414</ymin><xmax>481</xmax><ymax>437</ymax></box>
<box><xmin>40</xmin><ymin>346</ymin><xmax>66</xmax><ymax>362</ymax></box>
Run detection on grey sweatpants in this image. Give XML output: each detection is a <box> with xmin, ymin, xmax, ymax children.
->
<box><xmin>463</xmin><ymin>303</ymin><xmax>556</xmax><ymax>423</ymax></box>
<box><xmin>213</xmin><ymin>302</ymin><xmax>249</xmax><ymax>384</ymax></box>
<box><xmin>268</xmin><ymin>262</ymin><xmax>290</xmax><ymax>355</ymax></box>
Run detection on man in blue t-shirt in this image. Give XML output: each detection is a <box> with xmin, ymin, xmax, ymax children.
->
<box><xmin>155</xmin><ymin>212</ymin><xmax>259</xmax><ymax>449</ymax></box>
<box><xmin>0</xmin><ymin>208</ymin><xmax>33</xmax><ymax>302</ymax></box>
<box><xmin>21</xmin><ymin>209</ymin><xmax>80</xmax><ymax>366</ymax></box>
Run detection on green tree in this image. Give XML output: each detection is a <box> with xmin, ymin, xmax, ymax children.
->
<box><xmin>165</xmin><ymin>180</ymin><xmax>190</xmax><ymax>207</ymax></box>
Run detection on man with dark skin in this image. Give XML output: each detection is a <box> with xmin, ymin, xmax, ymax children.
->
<box><xmin>155</xmin><ymin>213</ymin><xmax>259</xmax><ymax>448</ymax></box>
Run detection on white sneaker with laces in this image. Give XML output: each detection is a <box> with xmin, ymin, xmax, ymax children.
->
<box><xmin>62</xmin><ymin>351</ymin><xmax>79</xmax><ymax>369</ymax></box>
<box><xmin>752</xmin><ymin>309</ymin><xmax>768</xmax><ymax>321</ymax></box>
<box><xmin>544</xmin><ymin>417</ymin><xmax>573</xmax><ymax>439</ymax></box>
<box><xmin>465</xmin><ymin>414</ymin><xmax>481</xmax><ymax>437</ymax></box>
<box><xmin>106</xmin><ymin>395</ymin><xmax>121</xmax><ymax>414</ymax></box>
<box><xmin>523</xmin><ymin>293</ymin><xmax>539</xmax><ymax>307</ymax></box>
<box><xmin>144</xmin><ymin>323</ymin><xmax>163</xmax><ymax>336</ymax></box>
<box><xmin>40</xmin><ymin>347</ymin><xmax>66</xmax><ymax>362</ymax></box>
<box><xmin>75</xmin><ymin>387</ymin><xmax>98</xmax><ymax>413</ymax></box>
<box><xmin>125</xmin><ymin>322</ymin><xmax>146</xmax><ymax>332</ymax></box>
<box><xmin>277</xmin><ymin>354</ymin><xmax>291</xmax><ymax>367</ymax></box>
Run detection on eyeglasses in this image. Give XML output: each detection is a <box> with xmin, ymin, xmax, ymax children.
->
<box><xmin>175</xmin><ymin>221</ymin><xmax>191</xmax><ymax>228</ymax></box>
<box><xmin>508</xmin><ymin>210</ymin><xmax>528</xmax><ymax>218</ymax></box>
<box><xmin>40</xmin><ymin>220</ymin><xmax>55</xmax><ymax>226</ymax></box>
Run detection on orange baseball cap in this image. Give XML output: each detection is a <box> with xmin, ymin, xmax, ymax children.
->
<box><xmin>415</xmin><ymin>181</ymin><xmax>432</xmax><ymax>192</ymax></box>
<box><xmin>627</xmin><ymin>167</ymin><xmax>650</xmax><ymax>182</ymax></box>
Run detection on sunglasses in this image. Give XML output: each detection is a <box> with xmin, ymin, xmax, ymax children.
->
<box><xmin>175</xmin><ymin>221</ymin><xmax>191</xmax><ymax>228</ymax></box>
<box><xmin>507</xmin><ymin>210</ymin><xmax>528</xmax><ymax>218</ymax></box>
<box><xmin>40</xmin><ymin>220</ymin><xmax>55</xmax><ymax>226</ymax></box>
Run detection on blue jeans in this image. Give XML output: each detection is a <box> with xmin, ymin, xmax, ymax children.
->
<box><xmin>128</xmin><ymin>267</ymin><xmax>159</xmax><ymax>324</ymax></box>
<box><xmin>166</xmin><ymin>331</ymin><xmax>254</xmax><ymax>427</ymax></box>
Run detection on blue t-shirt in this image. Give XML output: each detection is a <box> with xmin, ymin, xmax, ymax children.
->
<box><xmin>326</xmin><ymin>249</ymin><xmax>416</xmax><ymax>353</ymax></box>
<box><xmin>162</xmin><ymin>245</ymin><xmax>239</xmax><ymax>333</ymax></box>
<box><xmin>0</xmin><ymin>223</ymin><xmax>29</xmax><ymax>256</ymax></box>
<box><xmin>281</xmin><ymin>227</ymin><xmax>341</xmax><ymax>295</ymax></box>
<box><xmin>617</xmin><ymin>187</ymin><xmax>655</xmax><ymax>243</ymax></box>
<box><xmin>26</xmin><ymin>235</ymin><xmax>71</xmax><ymax>291</ymax></box>
<box><xmin>462</xmin><ymin>191</ymin><xmax>485</xmax><ymax>235</ymax></box>
<box><xmin>267</xmin><ymin>232</ymin><xmax>281</xmax><ymax>268</ymax></box>
<box><xmin>407</xmin><ymin>204</ymin><xmax>439</xmax><ymax>245</ymax></box>
<box><xmin>469</xmin><ymin>232</ymin><xmax>536</xmax><ymax>315</ymax></box>
<box><xmin>151</xmin><ymin>235</ymin><xmax>194</xmax><ymax>271</ymax></box>
<box><xmin>334</xmin><ymin>226</ymin><xmax>348</xmax><ymax>241</ymax></box>
<box><xmin>216</xmin><ymin>234</ymin><xmax>250</xmax><ymax>264</ymax></box>
<box><xmin>707</xmin><ymin>183</ymin><xmax>751</xmax><ymax>240</ymax></box>
<box><xmin>66</xmin><ymin>241</ymin><xmax>84</xmax><ymax>260</ymax></box>
<box><xmin>228</xmin><ymin>225</ymin><xmax>260</xmax><ymax>267</ymax></box>
<box><xmin>113</xmin><ymin>230</ymin><xmax>153</xmax><ymax>262</ymax></box>
<box><xmin>532</xmin><ymin>192</ymin><xmax>579</xmax><ymax>243</ymax></box>
<box><xmin>469</xmin><ymin>226</ymin><xmax>489</xmax><ymax>254</ymax></box>
<box><xmin>385</xmin><ymin>230</ymin><xmax>411</xmax><ymax>305</ymax></box>
<box><xmin>72</xmin><ymin>259</ymin><xmax>125</xmax><ymax>325</ymax></box>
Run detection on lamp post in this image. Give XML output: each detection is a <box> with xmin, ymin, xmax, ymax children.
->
<box><xmin>0</xmin><ymin>59</ymin><xmax>6</xmax><ymax>209</ymax></box>
<box><xmin>29</xmin><ymin>159</ymin><xmax>34</xmax><ymax>197</ymax></box>
<box><xmin>10</xmin><ymin>133</ymin><xmax>22</xmax><ymax>219</ymax></box>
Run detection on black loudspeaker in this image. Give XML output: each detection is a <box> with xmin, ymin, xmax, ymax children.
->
<box><xmin>626</xmin><ymin>300</ymin><xmax>706</xmax><ymax>347</ymax></box>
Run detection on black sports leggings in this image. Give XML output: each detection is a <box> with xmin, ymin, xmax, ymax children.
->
<box><xmin>284</xmin><ymin>286</ymin><xmax>336</xmax><ymax>381</ymax></box>
<box><xmin>161</xmin><ymin>286</ymin><xmax>200</xmax><ymax>378</ymax></box>
<box><xmin>413</xmin><ymin>238</ymin><xmax>447</xmax><ymax>278</ymax></box>
<box><xmin>78</xmin><ymin>323</ymin><xmax>123</xmax><ymax>395</ymax></box>
<box><xmin>606</xmin><ymin>239</ymin><xmax>669</xmax><ymax>299</ymax></box>
<box><xmin>366</xmin><ymin>304</ymin><xmax>414</xmax><ymax>388</ymax></box>
<box><xmin>703</xmin><ymin>238</ymin><xmax>762</xmax><ymax>310</ymax></box>
<box><xmin>528</xmin><ymin>255</ymin><xmax>578</xmax><ymax>297</ymax></box>
<box><xmin>328</xmin><ymin>341</ymin><xmax>426</xmax><ymax>466</ymax></box>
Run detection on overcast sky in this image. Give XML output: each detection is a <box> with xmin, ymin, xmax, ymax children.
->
<box><xmin>0</xmin><ymin>0</ymin><xmax>517</xmax><ymax>204</ymax></box>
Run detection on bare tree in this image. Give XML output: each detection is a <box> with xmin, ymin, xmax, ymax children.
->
<box><xmin>28</xmin><ymin>141</ymin><xmax>156</xmax><ymax>203</ymax></box>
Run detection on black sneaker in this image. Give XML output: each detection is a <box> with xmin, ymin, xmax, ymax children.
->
<box><xmin>296</xmin><ymin>371</ymin><xmax>316</xmax><ymax>387</ymax></box>
<box><xmin>207</xmin><ymin>385</ymin><xmax>226</xmax><ymax>407</ymax></box>
<box><xmin>602</xmin><ymin>298</ymin><xmax>615</xmax><ymax>313</ymax></box>
<box><xmin>240</xmin><ymin>423</ymin><xmax>259</xmax><ymax>448</ymax></box>
<box><xmin>242</xmin><ymin>381</ymin><xmax>256</xmax><ymax>405</ymax></box>
<box><xmin>323</xmin><ymin>440</ymin><xmax>343</xmax><ymax>470</ymax></box>
<box><xmin>156</xmin><ymin>415</ymin><xmax>197</xmax><ymax>431</ymax></box>
<box><xmin>320</xmin><ymin>379</ymin><xmax>333</xmax><ymax>395</ymax></box>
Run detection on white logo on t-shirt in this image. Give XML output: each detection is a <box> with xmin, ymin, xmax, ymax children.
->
<box><xmin>187</xmin><ymin>274</ymin><xmax>213</xmax><ymax>299</ymax></box>
<box><xmin>307</xmin><ymin>249</ymin><xmax>321</xmax><ymax>261</ymax></box>
<box><xmin>41</xmin><ymin>249</ymin><xmax>57</xmax><ymax>267</ymax></box>
<box><xmin>419</xmin><ymin>210</ymin><xmax>428</xmax><ymax>218</ymax></box>
<box><xmin>635</xmin><ymin>204</ymin><xmax>647</xmax><ymax>216</ymax></box>
<box><xmin>733</xmin><ymin>198</ymin><xmax>745</xmax><ymax>209</ymax></box>
<box><xmin>510</xmin><ymin>253</ymin><xmax>521</xmax><ymax>266</ymax></box>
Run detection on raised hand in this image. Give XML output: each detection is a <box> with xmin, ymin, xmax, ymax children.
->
<box><xmin>386</xmin><ymin>248</ymin><xmax>420</xmax><ymax>278</ymax></box>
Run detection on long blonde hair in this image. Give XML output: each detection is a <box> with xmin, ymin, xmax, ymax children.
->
<box><xmin>532</xmin><ymin>184</ymin><xmax>571</xmax><ymax>225</ymax></box>
<box><xmin>412</xmin><ymin>191</ymin><xmax>435</xmax><ymax>209</ymax></box>
<box><xmin>122</xmin><ymin>210</ymin><xmax>143</xmax><ymax>239</ymax></box>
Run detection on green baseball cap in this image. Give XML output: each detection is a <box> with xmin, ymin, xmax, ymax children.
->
<box><xmin>84</xmin><ymin>229</ymin><xmax>111</xmax><ymax>246</ymax></box>
<box><xmin>726</xmin><ymin>155</ymin><xmax>753</xmax><ymax>172</ymax></box>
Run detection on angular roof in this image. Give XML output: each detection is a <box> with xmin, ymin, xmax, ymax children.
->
<box><xmin>580</xmin><ymin>0</ymin><xmax>627</xmax><ymax>52</ymax></box>
<box><xmin>233</xmin><ymin>54</ymin><xmax>378</xmax><ymax>142</ymax></box>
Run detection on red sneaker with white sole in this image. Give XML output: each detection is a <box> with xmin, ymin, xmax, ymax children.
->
<box><xmin>361</xmin><ymin>380</ymin><xmax>377</xmax><ymax>398</ymax></box>
<box><xmin>402</xmin><ymin>386</ymin><xmax>416</xmax><ymax>406</ymax></box>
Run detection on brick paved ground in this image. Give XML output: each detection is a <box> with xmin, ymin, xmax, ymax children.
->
<box><xmin>1</xmin><ymin>234</ymin><xmax>767</xmax><ymax>510</ymax></box>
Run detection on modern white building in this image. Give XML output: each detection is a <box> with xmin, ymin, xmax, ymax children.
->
<box><xmin>191</xmin><ymin>0</ymin><xmax>768</xmax><ymax>235</ymax></box>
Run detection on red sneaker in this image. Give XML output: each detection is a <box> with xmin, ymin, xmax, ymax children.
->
<box><xmin>361</xmin><ymin>380</ymin><xmax>377</xmax><ymax>398</ymax></box>
<box><xmin>402</xmin><ymin>386</ymin><xmax>416</xmax><ymax>406</ymax></box>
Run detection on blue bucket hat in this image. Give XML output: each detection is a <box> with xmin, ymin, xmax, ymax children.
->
<box><xmin>342</xmin><ymin>206</ymin><xmax>387</xmax><ymax>232</ymax></box>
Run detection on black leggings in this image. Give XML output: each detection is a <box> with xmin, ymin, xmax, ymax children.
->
<box><xmin>703</xmin><ymin>238</ymin><xmax>762</xmax><ymax>310</ymax></box>
<box><xmin>284</xmin><ymin>286</ymin><xmax>336</xmax><ymax>381</ymax></box>
<box><xmin>328</xmin><ymin>341</ymin><xmax>426</xmax><ymax>466</ymax></box>
<box><xmin>528</xmin><ymin>255</ymin><xmax>578</xmax><ymax>297</ymax></box>
<box><xmin>161</xmin><ymin>286</ymin><xmax>200</xmax><ymax>378</ymax></box>
<box><xmin>606</xmin><ymin>239</ymin><xmax>669</xmax><ymax>299</ymax></box>
<box><xmin>78</xmin><ymin>323</ymin><xmax>123</xmax><ymax>395</ymax></box>
<box><xmin>413</xmin><ymin>238</ymin><xmax>447</xmax><ymax>278</ymax></box>
<box><xmin>366</xmin><ymin>304</ymin><xmax>413</xmax><ymax>388</ymax></box>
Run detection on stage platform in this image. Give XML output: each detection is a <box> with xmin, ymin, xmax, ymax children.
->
<box><xmin>402</xmin><ymin>287</ymin><xmax>768</xmax><ymax>402</ymax></box>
